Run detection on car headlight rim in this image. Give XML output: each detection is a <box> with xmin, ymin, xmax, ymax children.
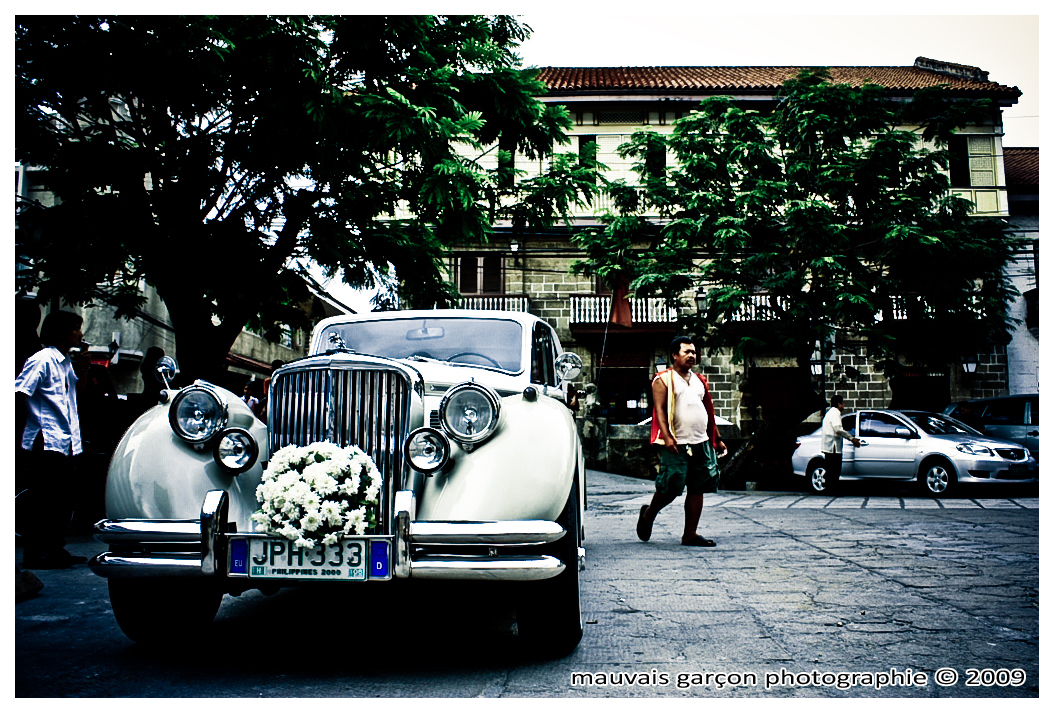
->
<box><xmin>439</xmin><ymin>381</ymin><xmax>501</xmax><ymax>445</ymax></box>
<box><xmin>213</xmin><ymin>427</ymin><xmax>259</xmax><ymax>473</ymax></box>
<box><xmin>169</xmin><ymin>383</ymin><xmax>229</xmax><ymax>444</ymax></box>
<box><xmin>956</xmin><ymin>442</ymin><xmax>995</xmax><ymax>457</ymax></box>
<box><xmin>404</xmin><ymin>427</ymin><xmax>451</xmax><ymax>474</ymax></box>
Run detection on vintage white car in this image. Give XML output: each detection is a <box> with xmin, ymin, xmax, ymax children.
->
<box><xmin>91</xmin><ymin>310</ymin><xmax>587</xmax><ymax>654</ymax></box>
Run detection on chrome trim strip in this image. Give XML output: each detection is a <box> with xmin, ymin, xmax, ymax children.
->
<box><xmin>410</xmin><ymin>520</ymin><xmax>566</xmax><ymax>546</ymax></box>
<box><xmin>94</xmin><ymin>519</ymin><xmax>201</xmax><ymax>544</ymax></box>
<box><xmin>409</xmin><ymin>555</ymin><xmax>564</xmax><ymax>581</ymax></box>
<box><xmin>89</xmin><ymin>552</ymin><xmax>204</xmax><ymax>578</ymax></box>
<box><xmin>200</xmin><ymin>490</ymin><xmax>229</xmax><ymax>576</ymax></box>
<box><xmin>394</xmin><ymin>510</ymin><xmax>411</xmax><ymax>579</ymax></box>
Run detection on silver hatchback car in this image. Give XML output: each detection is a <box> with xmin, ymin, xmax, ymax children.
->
<box><xmin>792</xmin><ymin>409</ymin><xmax>1038</xmax><ymax>496</ymax></box>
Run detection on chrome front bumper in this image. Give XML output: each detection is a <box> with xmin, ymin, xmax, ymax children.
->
<box><xmin>90</xmin><ymin>490</ymin><xmax>571</xmax><ymax>582</ymax></box>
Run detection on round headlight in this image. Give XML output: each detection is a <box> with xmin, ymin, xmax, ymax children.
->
<box><xmin>213</xmin><ymin>427</ymin><xmax>259</xmax><ymax>473</ymax></box>
<box><xmin>405</xmin><ymin>427</ymin><xmax>450</xmax><ymax>474</ymax></box>
<box><xmin>439</xmin><ymin>382</ymin><xmax>501</xmax><ymax>445</ymax></box>
<box><xmin>169</xmin><ymin>384</ymin><xmax>228</xmax><ymax>444</ymax></box>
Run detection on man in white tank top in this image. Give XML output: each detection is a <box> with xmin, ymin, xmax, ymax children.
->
<box><xmin>637</xmin><ymin>337</ymin><xmax>726</xmax><ymax>546</ymax></box>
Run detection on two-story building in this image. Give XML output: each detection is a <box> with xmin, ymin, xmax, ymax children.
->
<box><xmin>444</xmin><ymin>57</ymin><xmax>1027</xmax><ymax>469</ymax></box>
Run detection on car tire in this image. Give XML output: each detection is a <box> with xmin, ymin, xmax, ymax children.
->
<box><xmin>919</xmin><ymin>459</ymin><xmax>956</xmax><ymax>497</ymax></box>
<box><xmin>806</xmin><ymin>460</ymin><xmax>829</xmax><ymax>494</ymax></box>
<box><xmin>108</xmin><ymin>577</ymin><xmax>223</xmax><ymax>645</ymax></box>
<box><xmin>516</xmin><ymin>477</ymin><xmax>583</xmax><ymax>658</ymax></box>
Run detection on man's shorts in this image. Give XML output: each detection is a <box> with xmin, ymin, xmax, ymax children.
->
<box><xmin>655</xmin><ymin>442</ymin><xmax>719</xmax><ymax>496</ymax></box>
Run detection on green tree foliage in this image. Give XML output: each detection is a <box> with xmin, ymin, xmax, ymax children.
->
<box><xmin>16</xmin><ymin>15</ymin><xmax>598</xmax><ymax>380</ymax></box>
<box><xmin>573</xmin><ymin>69</ymin><xmax>1021</xmax><ymax>375</ymax></box>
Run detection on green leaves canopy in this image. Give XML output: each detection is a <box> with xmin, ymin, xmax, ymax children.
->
<box><xmin>16</xmin><ymin>15</ymin><xmax>591</xmax><ymax>379</ymax></box>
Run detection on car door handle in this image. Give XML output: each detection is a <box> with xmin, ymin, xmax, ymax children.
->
<box><xmin>1028</xmin><ymin>431</ymin><xmax>1039</xmax><ymax>436</ymax></box>
<box><xmin>856</xmin><ymin>440</ymin><xmax>867</xmax><ymax>446</ymax></box>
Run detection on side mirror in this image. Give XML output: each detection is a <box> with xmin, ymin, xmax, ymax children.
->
<box><xmin>555</xmin><ymin>352</ymin><xmax>583</xmax><ymax>382</ymax></box>
<box><xmin>155</xmin><ymin>356</ymin><xmax>178</xmax><ymax>390</ymax></box>
<box><xmin>894</xmin><ymin>426</ymin><xmax>914</xmax><ymax>439</ymax></box>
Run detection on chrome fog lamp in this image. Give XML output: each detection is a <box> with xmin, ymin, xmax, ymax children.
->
<box><xmin>405</xmin><ymin>427</ymin><xmax>451</xmax><ymax>474</ymax></box>
<box><xmin>439</xmin><ymin>382</ymin><xmax>501</xmax><ymax>446</ymax></box>
<box><xmin>169</xmin><ymin>384</ymin><xmax>228</xmax><ymax>444</ymax></box>
<box><xmin>213</xmin><ymin>427</ymin><xmax>259</xmax><ymax>473</ymax></box>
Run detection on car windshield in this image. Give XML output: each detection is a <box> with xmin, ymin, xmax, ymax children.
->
<box><xmin>318</xmin><ymin>317</ymin><xmax>524</xmax><ymax>372</ymax></box>
<box><xmin>904</xmin><ymin>412</ymin><xmax>981</xmax><ymax>436</ymax></box>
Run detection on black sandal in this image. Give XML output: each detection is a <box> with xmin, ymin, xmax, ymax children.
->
<box><xmin>681</xmin><ymin>535</ymin><xmax>716</xmax><ymax>547</ymax></box>
<box><xmin>636</xmin><ymin>505</ymin><xmax>653</xmax><ymax>542</ymax></box>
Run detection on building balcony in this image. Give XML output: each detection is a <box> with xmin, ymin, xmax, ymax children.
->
<box><xmin>458</xmin><ymin>294</ymin><xmax>530</xmax><ymax>312</ymax></box>
<box><xmin>569</xmin><ymin>295</ymin><xmax>679</xmax><ymax>335</ymax></box>
<box><xmin>728</xmin><ymin>294</ymin><xmax>792</xmax><ymax>322</ymax></box>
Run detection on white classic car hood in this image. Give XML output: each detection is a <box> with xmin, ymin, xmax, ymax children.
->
<box><xmin>397</xmin><ymin>357</ymin><xmax>529</xmax><ymax>396</ymax></box>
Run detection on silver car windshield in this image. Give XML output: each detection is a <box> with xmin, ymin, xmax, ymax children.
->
<box><xmin>321</xmin><ymin>317</ymin><xmax>524</xmax><ymax>372</ymax></box>
<box><xmin>904</xmin><ymin>412</ymin><xmax>981</xmax><ymax>436</ymax></box>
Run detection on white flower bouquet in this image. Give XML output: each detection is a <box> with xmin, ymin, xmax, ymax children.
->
<box><xmin>252</xmin><ymin>442</ymin><xmax>382</xmax><ymax>549</ymax></box>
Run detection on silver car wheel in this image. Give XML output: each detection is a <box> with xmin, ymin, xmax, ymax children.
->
<box><xmin>808</xmin><ymin>463</ymin><xmax>827</xmax><ymax>494</ymax></box>
<box><xmin>924</xmin><ymin>464</ymin><xmax>952</xmax><ymax>495</ymax></box>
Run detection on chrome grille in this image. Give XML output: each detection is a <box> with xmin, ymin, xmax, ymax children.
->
<box><xmin>267</xmin><ymin>365</ymin><xmax>412</xmax><ymax>531</ymax></box>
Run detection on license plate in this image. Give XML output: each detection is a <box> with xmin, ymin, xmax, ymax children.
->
<box><xmin>242</xmin><ymin>539</ymin><xmax>369</xmax><ymax>580</ymax></box>
<box><xmin>1008</xmin><ymin>464</ymin><xmax>1030</xmax><ymax>477</ymax></box>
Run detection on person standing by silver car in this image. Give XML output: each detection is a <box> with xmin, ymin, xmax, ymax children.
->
<box><xmin>821</xmin><ymin>394</ymin><xmax>861</xmax><ymax>494</ymax></box>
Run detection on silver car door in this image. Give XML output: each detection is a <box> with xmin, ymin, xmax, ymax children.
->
<box><xmin>855</xmin><ymin>411</ymin><xmax>918</xmax><ymax>477</ymax></box>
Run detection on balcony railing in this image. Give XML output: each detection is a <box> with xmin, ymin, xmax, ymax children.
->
<box><xmin>880</xmin><ymin>294</ymin><xmax>985</xmax><ymax>321</ymax></box>
<box><xmin>570</xmin><ymin>296</ymin><xmax>679</xmax><ymax>324</ymax></box>
<box><xmin>458</xmin><ymin>295</ymin><xmax>530</xmax><ymax>312</ymax></box>
<box><xmin>729</xmin><ymin>294</ymin><xmax>791</xmax><ymax>322</ymax></box>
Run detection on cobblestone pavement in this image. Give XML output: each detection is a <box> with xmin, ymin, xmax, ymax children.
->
<box><xmin>534</xmin><ymin>470</ymin><xmax>1040</xmax><ymax>698</ymax></box>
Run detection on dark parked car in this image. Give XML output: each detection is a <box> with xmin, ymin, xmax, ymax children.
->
<box><xmin>944</xmin><ymin>394</ymin><xmax>1039</xmax><ymax>461</ymax></box>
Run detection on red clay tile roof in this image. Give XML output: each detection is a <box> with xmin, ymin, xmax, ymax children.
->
<box><xmin>1003</xmin><ymin>147</ymin><xmax>1039</xmax><ymax>186</ymax></box>
<box><xmin>534</xmin><ymin>59</ymin><xmax>1020</xmax><ymax>100</ymax></box>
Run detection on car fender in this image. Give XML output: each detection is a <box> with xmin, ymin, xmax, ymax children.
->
<box><xmin>104</xmin><ymin>388</ymin><xmax>266</xmax><ymax>529</ymax></box>
<box><xmin>416</xmin><ymin>393</ymin><xmax>579</xmax><ymax>522</ymax></box>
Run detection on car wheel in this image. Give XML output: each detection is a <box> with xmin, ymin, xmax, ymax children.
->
<box><xmin>807</xmin><ymin>461</ymin><xmax>829</xmax><ymax>494</ymax></box>
<box><xmin>516</xmin><ymin>478</ymin><xmax>583</xmax><ymax>657</ymax></box>
<box><xmin>920</xmin><ymin>459</ymin><xmax>956</xmax><ymax>497</ymax></box>
<box><xmin>108</xmin><ymin>577</ymin><xmax>222</xmax><ymax>645</ymax></box>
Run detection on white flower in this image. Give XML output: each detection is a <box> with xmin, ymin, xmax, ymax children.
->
<box><xmin>321</xmin><ymin>501</ymin><xmax>343</xmax><ymax>527</ymax></box>
<box><xmin>322</xmin><ymin>533</ymin><xmax>339</xmax><ymax>546</ymax></box>
<box><xmin>340</xmin><ymin>471</ymin><xmax>361</xmax><ymax>496</ymax></box>
<box><xmin>301</xmin><ymin>508</ymin><xmax>322</xmax><ymax>532</ymax></box>
<box><xmin>343</xmin><ymin>507</ymin><xmax>365</xmax><ymax>535</ymax></box>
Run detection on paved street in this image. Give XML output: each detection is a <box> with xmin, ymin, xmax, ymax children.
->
<box><xmin>15</xmin><ymin>470</ymin><xmax>1039</xmax><ymax>698</ymax></box>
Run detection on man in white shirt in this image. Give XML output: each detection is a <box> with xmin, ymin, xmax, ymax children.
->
<box><xmin>821</xmin><ymin>394</ymin><xmax>861</xmax><ymax>493</ymax></box>
<box><xmin>15</xmin><ymin>310</ymin><xmax>89</xmax><ymax>569</ymax></box>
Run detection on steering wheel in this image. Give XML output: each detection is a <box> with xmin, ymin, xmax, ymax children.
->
<box><xmin>447</xmin><ymin>352</ymin><xmax>502</xmax><ymax>368</ymax></box>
